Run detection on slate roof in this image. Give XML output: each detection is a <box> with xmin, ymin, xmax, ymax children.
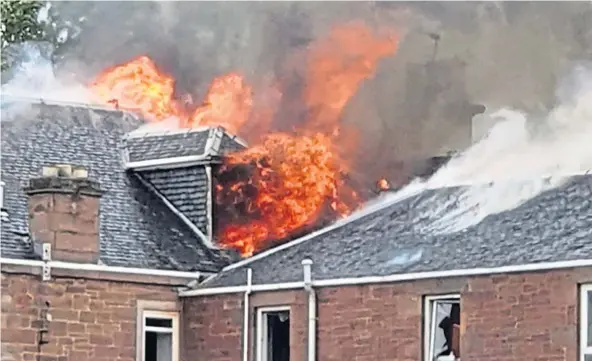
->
<box><xmin>141</xmin><ymin>166</ymin><xmax>210</xmax><ymax>235</ymax></box>
<box><xmin>124</xmin><ymin>129</ymin><xmax>211</xmax><ymax>163</ymax></box>
<box><xmin>123</xmin><ymin>127</ymin><xmax>247</xmax><ymax>164</ymax></box>
<box><xmin>0</xmin><ymin>99</ymin><xmax>230</xmax><ymax>272</ymax></box>
<box><xmin>220</xmin><ymin>133</ymin><xmax>247</xmax><ymax>154</ymax></box>
<box><xmin>204</xmin><ymin>175</ymin><xmax>592</xmax><ymax>287</ymax></box>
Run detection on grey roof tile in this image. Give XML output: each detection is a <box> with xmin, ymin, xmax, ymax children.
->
<box><xmin>1</xmin><ymin>99</ymin><xmax>229</xmax><ymax>272</ymax></box>
<box><xmin>204</xmin><ymin>175</ymin><xmax>592</xmax><ymax>287</ymax></box>
<box><xmin>141</xmin><ymin>166</ymin><xmax>210</xmax><ymax>235</ymax></box>
<box><xmin>125</xmin><ymin>129</ymin><xmax>211</xmax><ymax>163</ymax></box>
<box><xmin>220</xmin><ymin>133</ymin><xmax>247</xmax><ymax>154</ymax></box>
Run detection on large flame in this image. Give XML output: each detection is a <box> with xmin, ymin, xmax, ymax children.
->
<box><xmin>89</xmin><ymin>22</ymin><xmax>399</xmax><ymax>257</ymax></box>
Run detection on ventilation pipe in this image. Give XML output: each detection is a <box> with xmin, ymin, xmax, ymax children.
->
<box><xmin>302</xmin><ymin>259</ymin><xmax>316</xmax><ymax>361</ymax></box>
<box><xmin>243</xmin><ymin>268</ymin><xmax>253</xmax><ymax>361</ymax></box>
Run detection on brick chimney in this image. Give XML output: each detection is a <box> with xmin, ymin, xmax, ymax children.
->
<box><xmin>24</xmin><ymin>164</ymin><xmax>103</xmax><ymax>263</ymax></box>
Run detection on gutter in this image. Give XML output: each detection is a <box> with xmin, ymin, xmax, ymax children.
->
<box><xmin>125</xmin><ymin>154</ymin><xmax>220</xmax><ymax>171</ymax></box>
<box><xmin>243</xmin><ymin>269</ymin><xmax>253</xmax><ymax>361</ymax></box>
<box><xmin>179</xmin><ymin>258</ymin><xmax>592</xmax><ymax>297</ymax></box>
<box><xmin>302</xmin><ymin>260</ymin><xmax>316</xmax><ymax>361</ymax></box>
<box><xmin>0</xmin><ymin>257</ymin><xmax>208</xmax><ymax>280</ymax></box>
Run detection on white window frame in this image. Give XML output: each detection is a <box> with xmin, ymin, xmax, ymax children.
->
<box><xmin>581</xmin><ymin>284</ymin><xmax>592</xmax><ymax>361</ymax></box>
<box><xmin>141</xmin><ymin>310</ymin><xmax>180</xmax><ymax>361</ymax></box>
<box><xmin>424</xmin><ymin>294</ymin><xmax>461</xmax><ymax>361</ymax></box>
<box><xmin>256</xmin><ymin>306</ymin><xmax>291</xmax><ymax>361</ymax></box>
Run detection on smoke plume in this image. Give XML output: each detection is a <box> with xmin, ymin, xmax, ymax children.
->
<box><xmin>414</xmin><ymin>64</ymin><xmax>591</xmax><ymax>233</ymax></box>
<box><xmin>7</xmin><ymin>1</ymin><xmax>590</xmax><ymax>183</ymax></box>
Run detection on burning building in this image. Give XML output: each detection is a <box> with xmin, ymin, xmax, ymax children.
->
<box><xmin>84</xmin><ymin>22</ymin><xmax>402</xmax><ymax>257</ymax></box>
<box><xmin>3</xmin><ymin>11</ymin><xmax>592</xmax><ymax>361</ymax></box>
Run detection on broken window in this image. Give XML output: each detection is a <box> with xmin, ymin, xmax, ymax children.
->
<box><xmin>143</xmin><ymin>311</ymin><xmax>179</xmax><ymax>361</ymax></box>
<box><xmin>425</xmin><ymin>295</ymin><xmax>461</xmax><ymax>361</ymax></box>
<box><xmin>256</xmin><ymin>307</ymin><xmax>290</xmax><ymax>361</ymax></box>
<box><xmin>582</xmin><ymin>285</ymin><xmax>592</xmax><ymax>361</ymax></box>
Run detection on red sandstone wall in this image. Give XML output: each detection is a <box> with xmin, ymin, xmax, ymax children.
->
<box><xmin>183</xmin><ymin>267</ymin><xmax>592</xmax><ymax>361</ymax></box>
<box><xmin>1</xmin><ymin>273</ymin><xmax>177</xmax><ymax>361</ymax></box>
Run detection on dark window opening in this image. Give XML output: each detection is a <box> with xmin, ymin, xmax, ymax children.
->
<box><xmin>146</xmin><ymin>318</ymin><xmax>173</xmax><ymax>328</ymax></box>
<box><xmin>264</xmin><ymin>311</ymin><xmax>290</xmax><ymax>361</ymax></box>
<box><xmin>144</xmin><ymin>315</ymin><xmax>173</xmax><ymax>361</ymax></box>
<box><xmin>427</xmin><ymin>298</ymin><xmax>461</xmax><ymax>361</ymax></box>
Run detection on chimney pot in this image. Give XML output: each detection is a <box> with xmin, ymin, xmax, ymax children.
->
<box><xmin>41</xmin><ymin>166</ymin><xmax>59</xmax><ymax>177</ymax></box>
<box><xmin>72</xmin><ymin>166</ymin><xmax>88</xmax><ymax>179</ymax></box>
<box><xmin>24</xmin><ymin>164</ymin><xmax>102</xmax><ymax>263</ymax></box>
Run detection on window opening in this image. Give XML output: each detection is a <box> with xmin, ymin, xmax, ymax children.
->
<box><xmin>257</xmin><ymin>307</ymin><xmax>290</xmax><ymax>361</ymax></box>
<box><xmin>143</xmin><ymin>312</ymin><xmax>178</xmax><ymax>361</ymax></box>
<box><xmin>425</xmin><ymin>295</ymin><xmax>461</xmax><ymax>361</ymax></box>
<box><xmin>581</xmin><ymin>285</ymin><xmax>592</xmax><ymax>361</ymax></box>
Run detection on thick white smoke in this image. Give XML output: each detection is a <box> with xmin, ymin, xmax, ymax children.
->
<box><xmin>420</xmin><ymin>65</ymin><xmax>592</xmax><ymax>233</ymax></box>
<box><xmin>1</xmin><ymin>42</ymin><xmax>92</xmax><ymax>105</ymax></box>
<box><xmin>340</xmin><ymin>65</ymin><xmax>591</xmax><ymax>237</ymax></box>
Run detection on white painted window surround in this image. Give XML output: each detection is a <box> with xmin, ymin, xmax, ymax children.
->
<box><xmin>256</xmin><ymin>306</ymin><xmax>291</xmax><ymax>361</ymax></box>
<box><xmin>581</xmin><ymin>284</ymin><xmax>592</xmax><ymax>361</ymax></box>
<box><xmin>141</xmin><ymin>310</ymin><xmax>179</xmax><ymax>361</ymax></box>
<box><xmin>424</xmin><ymin>294</ymin><xmax>461</xmax><ymax>361</ymax></box>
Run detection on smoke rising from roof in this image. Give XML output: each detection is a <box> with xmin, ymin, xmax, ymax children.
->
<box><xmin>416</xmin><ymin>64</ymin><xmax>592</xmax><ymax>233</ymax></box>
<box><xmin>339</xmin><ymin>64</ymin><xmax>592</xmax><ymax>237</ymax></box>
<box><xmin>2</xmin><ymin>2</ymin><xmax>592</xmax><ymax>186</ymax></box>
<box><xmin>10</xmin><ymin>2</ymin><xmax>589</xmax><ymax>166</ymax></box>
<box><xmin>1</xmin><ymin>42</ymin><xmax>91</xmax><ymax>104</ymax></box>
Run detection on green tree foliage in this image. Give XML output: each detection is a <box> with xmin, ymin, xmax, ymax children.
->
<box><xmin>1</xmin><ymin>0</ymin><xmax>45</xmax><ymax>70</ymax></box>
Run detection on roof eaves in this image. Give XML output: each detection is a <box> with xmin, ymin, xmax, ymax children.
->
<box><xmin>181</xmin><ymin>258</ymin><xmax>592</xmax><ymax>297</ymax></box>
<box><xmin>218</xmin><ymin>181</ymin><xmax>427</xmax><ymax>273</ymax></box>
<box><xmin>133</xmin><ymin>173</ymin><xmax>217</xmax><ymax>249</ymax></box>
<box><xmin>124</xmin><ymin>154</ymin><xmax>221</xmax><ymax>171</ymax></box>
<box><xmin>122</xmin><ymin>126</ymin><xmax>212</xmax><ymax>139</ymax></box>
<box><xmin>0</xmin><ymin>95</ymin><xmax>137</xmax><ymax>115</ymax></box>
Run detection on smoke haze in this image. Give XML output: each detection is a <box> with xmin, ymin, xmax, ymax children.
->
<box><xmin>2</xmin><ymin>2</ymin><xmax>591</xmax><ymax>196</ymax></box>
<box><xmin>17</xmin><ymin>1</ymin><xmax>587</xmax><ymax>177</ymax></box>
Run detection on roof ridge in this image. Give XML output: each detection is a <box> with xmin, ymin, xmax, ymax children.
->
<box><xmin>426</xmin><ymin>171</ymin><xmax>591</xmax><ymax>189</ymax></box>
<box><xmin>1</xmin><ymin>94</ymin><xmax>138</xmax><ymax>115</ymax></box>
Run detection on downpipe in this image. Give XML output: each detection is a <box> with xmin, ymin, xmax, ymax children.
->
<box><xmin>302</xmin><ymin>259</ymin><xmax>317</xmax><ymax>361</ymax></box>
<box><xmin>243</xmin><ymin>268</ymin><xmax>253</xmax><ymax>361</ymax></box>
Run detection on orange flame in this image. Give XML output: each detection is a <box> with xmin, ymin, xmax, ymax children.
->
<box><xmin>304</xmin><ymin>22</ymin><xmax>398</xmax><ymax>133</ymax></box>
<box><xmin>377</xmin><ymin>178</ymin><xmax>390</xmax><ymax>190</ymax></box>
<box><xmin>89</xmin><ymin>22</ymin><xmax>399</xmax><ymax>257</ymax></box>
<box><xmin>89</xmin><ymin>56</ymin><xmax>181</xmax><ymax>121</ymax></box>
<box><xmin>188</xmin><ymin>73</ymin><xmax>254</xmax><ymax>135</ymax></box>
<box><xmin>89</xmin><ymin>57</ymin><xmax>254</xmax><ymax>133</ymax></box>
<box><xmin>216</xmin><ymin>133</ymin><xmax>359</xmax><ymax>255</ymax></box>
